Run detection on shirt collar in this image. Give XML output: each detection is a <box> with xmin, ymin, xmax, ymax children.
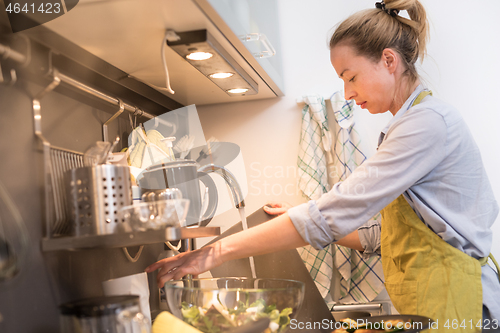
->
<box><xmin>380</xmin><ymin>84</ymin><xmax>425</xmax><ymax>136</ymax></box>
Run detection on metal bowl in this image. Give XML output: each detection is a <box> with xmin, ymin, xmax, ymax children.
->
<box><xmin>164</xmin><ymin>278</ymin><xmax>305</xmax><ymax>333</ymax></box>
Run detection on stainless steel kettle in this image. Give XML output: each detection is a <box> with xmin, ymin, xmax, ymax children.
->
<box><xmin>138</xmin><ymin>160</ymin><xmax>244</xmax><ymax>227</ymax></box>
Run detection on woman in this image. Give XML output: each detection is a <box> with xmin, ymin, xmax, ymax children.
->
<box><xmin>146</xmin><ymin>0</ymin><xmax>500</xmax><ymax>329</ymax></box>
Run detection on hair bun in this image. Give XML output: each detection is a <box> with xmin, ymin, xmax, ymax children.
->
<box><xmin>375</xmin><ymin>1</ymin><xmax>400</xmax><ymax>17</ymax></box>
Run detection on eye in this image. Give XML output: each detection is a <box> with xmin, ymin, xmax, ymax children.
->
<box><xmin>349</xmin><ymin>75</ymin><xmax>356</xmax><ymax>83</ymax></box>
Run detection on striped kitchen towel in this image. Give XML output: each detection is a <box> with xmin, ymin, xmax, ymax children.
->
<box><xmin>296</xmin><ymin>95</ymin><xmax>334</xmax><ymax>306</ymax></box>
<box><xmin>330</xmin><ymin>91</ymin><xmax>385</xmax><ymax>304</ymax></box>
<box><xmin>297</xmin><ymin>95</ymin><xmax>332</xmax><ymax>199</ymax></box>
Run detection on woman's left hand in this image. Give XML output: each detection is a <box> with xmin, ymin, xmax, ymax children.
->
<box><xmin>263</xmin><ymin>201</ymin><xmax>292</xmax><ymax>216</ymax></box>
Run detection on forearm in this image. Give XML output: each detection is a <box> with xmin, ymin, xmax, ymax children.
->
<box><xmin>147</xmin><ymin>212</ymin><xmax>369</xmax><ymax>284</ymax></box>
<box><xmin>216</xmin><ymin>212</ymin><xmax>365</xmax><ymax>261</ymax></box>
<box><xmin>334</xmin><ymin>229</ymin><xmax>364</xmax><ymax>252</ymax></box>
<box><xmin>218</xmin><ymin>213</ymin><xmax>308</xmax><ymax>262</ymax></box>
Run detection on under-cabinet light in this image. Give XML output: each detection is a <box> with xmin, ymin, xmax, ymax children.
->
<box><xmin>227</xmin><ymin>88</ymin><xmax>249</xmax><ymax>94</ymax></box>
<box><xmin>209</xmin><ymin>72</ymin><xmax>234</xmax><ymax>79</ymax></box>
<box><xmin>186</xmin><ymin>51</ymin><xmax>213</xmax><ymax>61</ymax></box>
<box><xmin>167</xmin><ymin>30</ymin><xmax>258</xmax><ymax>96</ymax></box>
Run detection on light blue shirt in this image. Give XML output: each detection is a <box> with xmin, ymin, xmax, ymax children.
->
<box><xmin>288</xmin><ymin>85</ymin><xmax>500</xmax><ymax>318</ymax></box>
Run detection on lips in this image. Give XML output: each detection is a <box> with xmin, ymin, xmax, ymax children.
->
<box><xmin>356</xmin><ymin>101</ymin><xmax>367</xmax><ymax>109</ymax></box>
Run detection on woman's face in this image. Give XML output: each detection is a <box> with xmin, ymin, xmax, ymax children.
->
<box><xmin>330</xmin><ymin>44</ymin><xmax>397</xmax><ymax>115</ymax></box>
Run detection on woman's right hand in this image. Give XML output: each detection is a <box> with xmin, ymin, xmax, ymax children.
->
<box><xmin>263</xmin><ymin>201</ymin><xmax>293</xmax><ymax>216</ymax></box>
<box><xmin>146</xmin><ymin>212</ymin><xmax>309</xmax><ymax>286</ymax></box>
<box><xmin>145</xmin><ymin>242</ymin><xmax>223</xmax><ymax>287</ymax></box>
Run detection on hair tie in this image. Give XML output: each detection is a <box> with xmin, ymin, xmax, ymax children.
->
<box><xmin>375</xmin><ymin>1</ymin><xmax>400</xmax><ymax>17</ymax></box>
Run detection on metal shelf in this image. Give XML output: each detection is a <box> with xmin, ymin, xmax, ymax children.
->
<box><xmin>41</xmin><ymin>226</ymin><xmax>220</xmax><ymax>251</ymax></box>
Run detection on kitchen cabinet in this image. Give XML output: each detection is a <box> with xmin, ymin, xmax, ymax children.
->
<box><xmin>196</xmin><ymin>0</ymin><xmax>284</xmax><ymax>95</ymax></box>
<box><xmin>25</xmin><ymin>0</ymin><xmax>285</xmax><ymax>106</ymax></box>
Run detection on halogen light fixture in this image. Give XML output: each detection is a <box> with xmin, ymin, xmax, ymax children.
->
<box><xmin>167</xmin><ymin>30</ymin><xmax>258</xmax><ymax>96</ymax></box>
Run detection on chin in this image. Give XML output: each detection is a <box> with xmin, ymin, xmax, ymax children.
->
<box><xmin>367</xmin><ymin>107</ymin><xmax>387</xmax><ymax>115</ymax></box>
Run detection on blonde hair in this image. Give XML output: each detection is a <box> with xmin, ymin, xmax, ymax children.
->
<box><xmin>329</xmin><ymin>0</ymin><xmax>429</xmax><ymax>83</ymax></box>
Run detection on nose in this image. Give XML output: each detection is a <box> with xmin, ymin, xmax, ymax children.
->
<box><xmin>344</xmin><ymin>83</ymin><xmax>356</xmax><ymax>101</ymax></box>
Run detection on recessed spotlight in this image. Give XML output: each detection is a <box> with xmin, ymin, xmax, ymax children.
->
<box><xmin>167</xmin><ymin>30</ymin><xmax>258</xmax><ymax>96</ymax></box>
<box><xmin>186</xmin><ymin>51</ymin><xmax>213</xmax><ymax>61</ymax></box>
<box><xmin>227</xmin><ymin>88</ymin><xmax>249</xmax><ymax>94</ymax></box>
<box><xmin>209</xmin><ymin>72</ymin><xmax>234</xmax><ymax>79</ymax></box>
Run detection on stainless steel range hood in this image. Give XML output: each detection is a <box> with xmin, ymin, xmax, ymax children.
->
<box><xmin>24</xmin><ymin>0</ymin><xmax>283</xmax><ymax>106</ymax></box>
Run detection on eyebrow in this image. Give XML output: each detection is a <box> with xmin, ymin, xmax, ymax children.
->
<box><xmin>339</xmin><ymin>69</ymin><xmax>348</xmax><ymax>78</ymax></box>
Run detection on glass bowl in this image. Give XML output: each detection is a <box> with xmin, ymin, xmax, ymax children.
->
<box><xmin>119</xmin><ymin>198</ymin><xmax>189</xmax><ymax>231</ymax></box>
<box><xmin>164</xmin><ymin>278</ymin><xmax>305</xmax><ymax>333</ymax></box>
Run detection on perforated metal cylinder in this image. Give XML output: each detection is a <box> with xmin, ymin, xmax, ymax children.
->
<box><xmin>65</xmin><ymin>165</ymin><xmax>132</xmax><ymax>236</ymax></box>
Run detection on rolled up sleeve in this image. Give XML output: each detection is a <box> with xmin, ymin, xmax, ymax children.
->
<box><xmin>358</xmin><ymin>219</ymin><xmax>381</xmax><ymax>257</ymax></box>
<box><xmin>288</xmin><ymin>201</ymin><xmax>335</xmax><ymax>250</ymax></box>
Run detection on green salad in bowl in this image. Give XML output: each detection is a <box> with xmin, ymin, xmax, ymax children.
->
<box><xmin>164</xmin><ymin>278</ymin><xmax>305</xmax><ymax>333</ymax></box>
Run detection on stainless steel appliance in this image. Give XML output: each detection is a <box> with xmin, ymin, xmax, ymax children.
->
<box><xmin>59</xmin><ymin>295</ymin><xmax>150</xmax><ymax>333</ymax></box>
<box><xmin>138</xmin><ymin>160</ymin><xmax>245</xmax><ymax>227</ymax></box>
<box><xmin>331</xmin><ymin>302</ymin><xmax>393</xmax><ymax>317</ymax></box>
<box><xmin>138</xmin><ymin>160</ymin><xmax>218</xmax><ymax>227</ymax></box>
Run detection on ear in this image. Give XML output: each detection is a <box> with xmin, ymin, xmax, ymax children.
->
<box><xmin>381</xmin><ymin>48</ymin><xmax>398</xmax><ymax>74</ymax></box>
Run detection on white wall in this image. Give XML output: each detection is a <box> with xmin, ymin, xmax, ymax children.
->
<box><xmin>196</xmin><ymin>0</ymin><xmax>500</xmax><ymax>258</ymax></box>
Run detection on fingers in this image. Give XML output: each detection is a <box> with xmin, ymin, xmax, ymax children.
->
<box><xmin>263</xmin><ymin>205</ymin><xmax>284</xmax><ymax>215</ymax></box>
<box><xmin>264</xmin><ymin>201</ymin><xmax>282</xmax><ymax>208</ymax></box>
<box><xmin>145</xmin><ymin>255</ymin><xmax>186</xmax><ymax>286</ymax></box>
<box><xmin>157</xmin><ymin>263</ymin><xmax>194</xmax><ymax>286</ymax></box>
<box><xmin>144</xmin><ymin>261</ymin><xmax>160</xmax><ymax>273</ymax></box>
<box><xmin>171</xmin><ymin>267</ymin><xmax>191</xmax><ymax>282</ymax></box>
<box><xmin>147</xmin><ymin>244</ymin><xmax>222</xmax><ymax>286</ymax></box>
<box><xmin>263</xmin><ymin>201</ymin><xmax>291</xmax><ymax>215</ymax></box>
<box><xmin>150</xmin><ymin>252</ymin><xmax>198</xmax><ymax>286</ymax></box>
<box><xmin>157</xmin><ymin>266</ymin><xmax>180</xmax><ymax>286</ymax></box>
<box><xmin>145</xmin><ymin>257</ymin><xmax>174</xmax><ymax>273</ymax></box>
<box><xmin>156</xmin><ymin>267</ymin><xmax>172</xmax><ymax>287</ymax></box>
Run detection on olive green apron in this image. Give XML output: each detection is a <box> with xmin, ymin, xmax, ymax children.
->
<box><xmin>380</xmin><ymin>91</ymin><xmax>499</xmax><ymax>332</ymax></box>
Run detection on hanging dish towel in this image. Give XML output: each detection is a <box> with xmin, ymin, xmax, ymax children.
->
<box><xmin>127</xmin><ymin>127</ymin><xmax>170</xmax><ymax>169</ymax></box>
<box><xmin>330</xmin><ymin>91</ymin><xmax>385</xmax><ymax>304</ymax></box>
<box><xmin>296</xmin><ymin>95</ymin><xmax>335</xmax><ymax>306</ymax></box>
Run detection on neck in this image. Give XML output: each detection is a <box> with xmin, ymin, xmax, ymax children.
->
<box><xmin>389</xmin><ymin>78</ymin><xmax>420</xmax><ymax>115</ymax></box>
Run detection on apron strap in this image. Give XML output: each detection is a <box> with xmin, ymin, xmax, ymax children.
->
<box><xmin>411</xmin><ymin>90</ymin><xmax>432</xmax><ymax>107</ymax></box>
<box><xmin>479</xmin><ymin>253</ymin><xmax>500</xmax><ymax>282</ymax></box>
